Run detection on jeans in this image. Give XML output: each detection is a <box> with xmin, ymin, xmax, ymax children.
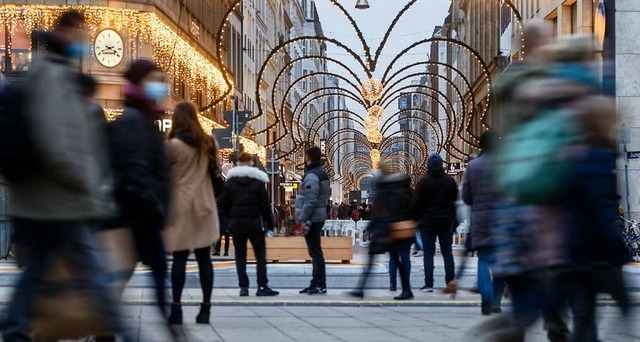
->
<box><xmin>233</xmin><ymin>231</ymin><xmax>268</xmax><ymax>288</ymax></box>
<box><xmin>389</xmin><ymin>245</ymin><xmax>411</xmax><ymax>288</ymax></box>
<box><xmin>477</xmin><ymin>248</ymin><xmax>506</xmax><ymax>309</ymax></box>
<box><xmin>2</xmin><ymin>219</ymin><xmax>123</xmax><ymax>341</ymax></box>
<box><xmin>304</xmin><ymin>222</ymin><xmax>326</xmax><ymax>288</ymax></box>
<box><xmin>421</xmin><ymin>218</ymin><xmax>455</xmax><ymax>287</ymax></box>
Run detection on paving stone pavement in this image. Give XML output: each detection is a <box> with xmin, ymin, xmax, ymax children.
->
<box><xmin>126</xmin><ymin>305</ymin><xmax>640</xmax><ymax>342</ymax></box>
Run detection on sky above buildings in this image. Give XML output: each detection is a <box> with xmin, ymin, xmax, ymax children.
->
<box><xmin>314</xmin><ymin>0</ymin><xmax>451</xmax><ymax>120</ymax></box>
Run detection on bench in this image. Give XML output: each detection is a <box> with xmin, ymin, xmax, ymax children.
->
<box><xmin>247</xmin><ymin>237</ymin><xmax>353</xmax><ymax>263</ymax></box>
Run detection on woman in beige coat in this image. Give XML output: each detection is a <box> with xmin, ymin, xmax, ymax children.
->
<box><xmin>164</xmin><ymin>102</ymin><xmax>220</xmax><ymax>325</ymax></box>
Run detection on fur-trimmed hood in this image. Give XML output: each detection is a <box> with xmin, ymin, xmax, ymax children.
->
<box><xmin>226</xmin><ymin>165</ymin><xmax>269</xmax><ymax>183</ymax></box>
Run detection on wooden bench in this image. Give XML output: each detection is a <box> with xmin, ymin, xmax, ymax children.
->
<box><xmin>247</xmin><ymin>237</ymin><xmax>353</xmax><ymax>263</ymax></box>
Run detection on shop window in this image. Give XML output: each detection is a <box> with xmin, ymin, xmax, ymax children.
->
<box><xmin>1</xmin><ymin>23</ymin><xmax>33</xmax><ymax>73</ymax></box>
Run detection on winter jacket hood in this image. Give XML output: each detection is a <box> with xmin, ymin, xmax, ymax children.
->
<box><xmin>226</xmin><ymin>165</ymin><xmax>269</xmax><ymax>183</ymax></box>
<box><xmin>221</xmin><ymin>165</ymin><xmax>273</xmax><ymax>235</ymax></box>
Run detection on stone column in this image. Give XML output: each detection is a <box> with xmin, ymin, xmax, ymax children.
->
<box><xmin>616</xmin><ymin>0</ymin><xmax>640</xmax><ymax>220</ymax></box>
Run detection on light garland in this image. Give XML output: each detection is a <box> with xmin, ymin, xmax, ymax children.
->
<box><xmin>361</xmin><ymin>77</ymin><xmax>384</xmax><ymax>102</ymax></box>
<box><xmin>0</xmin><ymin>5</ymin><xmax>232</xmax><ymax>100</ymax></box>
<box><xmin>367</xmin><ymin>105</ymin><xmax>385</xmax><ymax>120</ymax></box>
<box><xmin>370</xmin><ymin>149</ymin><xmax>381</xmax><ymax>169</ymax></box>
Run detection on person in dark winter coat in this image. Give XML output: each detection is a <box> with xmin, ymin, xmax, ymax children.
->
<box><xmin>412</xmin><ymin>154</ymin><xmax>458</xmax><ymax>292</ymax></box>
<box><xmin>221</xmin><ymin>152</ymin><xmax>279</xmax><ymax>297</ymax></box>
<box><xmin>296</xmin><ymin>146</ymin><xmax>330</xmax><ymax>295</ymax></box>
<box><xmin>462</xmin><ymin>131</ymin><xmax>505</xmax><ymax>315</ymax></box>
<box><xmin>350</xmin><ymin>162</ymin><xmax>414</xmax><ymax>300</ymax></box>
<box><xmin>110</xmin><ymin>59</ymin><xmax>171</xmax><ymax>319</ymax></box>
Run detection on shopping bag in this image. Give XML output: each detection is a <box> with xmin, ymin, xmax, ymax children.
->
<box><xmin>32</xmin><ymin>228</ymin><xmax>136</xmax><ymax>341</ymax></box>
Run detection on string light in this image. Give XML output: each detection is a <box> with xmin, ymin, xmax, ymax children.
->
<box><xmin>361</xmin><ymin>77</ymin><xmax>384</xmax><ymax>102</ymax></box>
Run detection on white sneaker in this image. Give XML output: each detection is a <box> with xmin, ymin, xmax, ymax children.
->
<box><xmin>419</xmin><ymin>285</ymin><xmax>434</xmax><ymax>293</ymax></box>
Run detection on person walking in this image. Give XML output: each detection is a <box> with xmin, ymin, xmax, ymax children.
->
<box><xmin>221</xmin><ymin>152</ymin><xmax>279</xmax><ymax>297</ymax></box>
<box><xmin>350</xmin><ymin>162</ymin><xmax>414</xmax><ymax>300</ymax></box>
<box><xmin>412</xmin><ymin>154</ymin><xmax>458</xmax><ymax>292</ymax></box>
<box><xmin>462</xmin><ymin>131</ymin><xmax>505</xmax><ymax>315</ymax></box>
<box><xmin>110</xmin><ymin>59</ymin><xmax>171</xmax><ymax>319</ymax></box>
<box><xmin>297</xmin><ymin>146</ymin><xmax>330</xmax><ymax>295</ymax></box>
<box><xmin>1</xmin><ymin>10</ymin><xmax>127</xmax><ymax>340</ymax></box>
<box><xmin>213</xmin><ymin>206</ymin><xmax>231</xmax><ymax>256</ymax></box>
<box><xmin>162</xmin><ymin>102</ymin><xmax>220</xmax><ymax>325</ymax></box>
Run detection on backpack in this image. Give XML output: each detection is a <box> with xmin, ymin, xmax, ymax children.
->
<box><xmin>497</xmin><ymin>109</ymin><xmax>580</xmax><ymax>204</ymax></box>
<box><xmin>0</xmin><ymin>80</ymin><xmax>38</xmax><ymax>182</ymax></box>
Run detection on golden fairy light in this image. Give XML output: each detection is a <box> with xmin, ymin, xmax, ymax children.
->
<box><xmin>367</xmin><ymin>105</ymin><xmax>385</xmax><ymax>120</ymax></box>
<box><xmin>0</xmin><ymin>5</ymin><xmax>232</xmax><ymax>100</ymax></box>
<box><xmin>360</xmin><ymin>77</ymin><xmax>384</xmax><ymax>102</ymax></box>
<box><xmin>370</xmin><ymin>149</ymin><xmax>381</xmax><ymax>169</ymax></box>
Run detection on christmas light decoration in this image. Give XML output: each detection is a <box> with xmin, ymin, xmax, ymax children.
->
<box><xmin>370</xmin><ymin>149</ymin><xmax>381</xmax><ymax>169</ymax></box>
<box><xmin>361</xmin><ymin>77</ymin><xmax>384</xmax><ymax>102</ymax></box>
<box><xmin>0</xmin><ymin>5</ymin><xmax>232</xmax><ymax>101</ymax></box>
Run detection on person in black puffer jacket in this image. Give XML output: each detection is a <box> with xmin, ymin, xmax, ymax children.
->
<box><xmin>221</xmin><ymin>152</ymin><xmax>279</xmax><ymax>297</ymax></box>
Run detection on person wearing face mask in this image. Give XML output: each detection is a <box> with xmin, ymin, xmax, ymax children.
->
<box><xmin>1</xmin><ymin>10</ymin><xmax>130</xmax><ymax>341</ymax></box>
<box><xmin>110</xmin><ymin>59</ymin><xmax>171</xmax><ymax>322</ymax></box>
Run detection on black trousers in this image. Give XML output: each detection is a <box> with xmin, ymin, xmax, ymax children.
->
<box><xmin>131</xmin><ymin>227</ymin><xmax>167</xmax><ymax>315</ymax></box>
<box><xmin>233</xmin><ymin>231</ymin><xmax>268</xmax><ymax>288</ymax></box>
<box><xmin>304</xmin><ymin>222</ymin><xmax>326</xmax><ymax>288</ymax></box>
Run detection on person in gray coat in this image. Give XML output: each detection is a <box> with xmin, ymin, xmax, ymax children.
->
<box><xmin>462</xmin><ymin>131</ymin><xmax>505</xmax><ymax>315</ymax></box>
<box><xmin>2</xmin><ymin>10</ymin><xmax>126</xmax><ymax>341</ymax></box>
<box><xmin>296</xmin><ymin>146</ymin><xmax>330</xmax><ymax>295</ymax></box>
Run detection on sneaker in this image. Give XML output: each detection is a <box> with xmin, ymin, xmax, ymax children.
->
<box><xmin>239</xmin><ymin>287</ymin><xmax>249</xmax><ymax>297</ymax></box>
<box><xmin>212</xmin><ymin>252</ymin><xmax>220</xmax><ymax>256</ymax></box>
<box><xmin>299</xmin><ymin>286</ymin><xmax>312</xmax><ymax>294</ymax></box>
<box><xmin>389</xmin><ymin>285</ymin><xmax>397</xmax><ymax>292</ymax></box>
<box><xmin>412</xmin><ymin>251</ymin><xmax>423</xmax><ymax>257</ymax></box>
<box><xmin>419</xmin><ymin>285</ymin><xmax>434</xmax><ymax>293</ymax></box>
<box><xmin>308</xmin><ymin>287</ymin><xmax>327</xmax><ymax>295</ymax></box>
<box><xmin>491</xmin><ymin>307</ymin><xmax>502</xmax><ymax>314</ymax></box>
<box><xmin>256</xmin><ymin>286</ymin><xmax>280</xmax><ymax>297</ymax></box>
<box><xmin>223</xmin><ymin>253</ymin><xmax>229</xmax><ymax>257</ymax></box>
<box><xmin>481</xmin><ymin>301</ymin><xmax>492</xmax><ymax>316</ymax></box>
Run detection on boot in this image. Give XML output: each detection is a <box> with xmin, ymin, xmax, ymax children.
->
<box><xmin>481</xmin><ymin>301</ymin><xmax>492</xmax><ymax>316</ymax></box>
<box><xmin>196</xmin><ymin>303</ymin><xmax>211</xmax><ymax>324</ymax></box>
<box><xmin>394</xmin><ymin>291</ymin><xmax>414</xmax><ymax>300</ymax></box>
<box><xmin>168</xmin><ymin>303</ymin><xmax>183</xmax><ymax>325</ymax></box>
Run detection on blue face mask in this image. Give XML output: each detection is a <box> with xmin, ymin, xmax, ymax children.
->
<box><xmin>67</xmin><ymin>42</ymin><xmax>87</xmax><ymax>59</ymax></box>
<box><xmin>143</xmin><ymin>82</ymin><xmax>169</xmax><ymax>102</ymax></box>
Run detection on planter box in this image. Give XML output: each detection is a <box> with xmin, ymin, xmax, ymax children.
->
<box><xmin>247</xmin><ymin>237</ymin><xmax>353</xmax><ymax>263</ymax></box>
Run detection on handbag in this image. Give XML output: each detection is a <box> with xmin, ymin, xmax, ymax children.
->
<box><xmin>209</xmin><ymin>159</ymin><xmax>225</xmax><ymax>198</ymax></box>
<box><xmin>391</xmin><ymin>220</ymin><xmax>417</xmax><ymax>240</ymax></box>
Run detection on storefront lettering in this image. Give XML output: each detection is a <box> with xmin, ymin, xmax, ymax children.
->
<box><xmin>155</xmin><ymin>119</ymin><xmax>172</xmax><ymax>132</ymax></box>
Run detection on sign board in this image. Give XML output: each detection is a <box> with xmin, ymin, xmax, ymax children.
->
<box><xmin>280</xmin><ymin>182</ymin><xmax>299</xmax><ymax>190</ymax></box>
<box><xmin>155</xmin><ymin>119</ymin><xmax>172</xmax><ymax>132</ymax></box>
<box><xmin>628</xmin><ymin>151</ymin><xmax>640</xmax><ymax>160</ymax></box>
<box><xmin>448</xmin><ymin>162</ymin><xmax>462</xmax><ymax>172</ymax></box>
<box><xmin>320</xmin><ymin>139</ymin><xmax>326</xmax><ymax>155</ymax></box>
<box><xmin>223</xmin><ymin>110</ymin><xmax>252</xmax><ymax>135</ymax></box>
<box><xmin>267</xmin><ymin>148</ymin><xmax>279</xmax><ymax>174</ymax></box>
<box><xmin>212</xmin><ymin>127</ymin><xmax>233</xmax><ymax>149</ymax></box>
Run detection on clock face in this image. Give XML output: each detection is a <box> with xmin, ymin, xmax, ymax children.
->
<box><xmin>94</xmin><ymin>29</ymin><xmax>124</xmax><ymax>68</ymax></box>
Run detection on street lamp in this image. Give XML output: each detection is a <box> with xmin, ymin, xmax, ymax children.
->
<box><xmin>355</xmin><ymin>0</ymin><xmax>370</xmax><ymax>10</ymax></box>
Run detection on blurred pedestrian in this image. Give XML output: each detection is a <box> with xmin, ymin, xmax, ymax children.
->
<box><xmin>412</xmin><ymin>154</ymin><xmax>458</xmax><ymax>292</ymax></box>
<box><xmin>283</xmin><ymin>201</ymin><xmax>293</xmax><ymax>236</ymax></box>
<box><xmin>332</xmin><ymin>201</ymin><xmax>339</xmax><ymax>220</ymax></box>
<box><xmin>110</xmin><ymin>59</ymin><xmax>171</xmax><ymax>319</ymax></box>
<box><xmin>462</xmin><ymin>131</ymin><xmax>505</xmax><ymax>315</ymax></box>
<box><xmin>221</xmin><ymin>152</ymin><xmax>279</xmax><ymax>297</ymax></box>
<box><xmin>213</xmin><ymin>206</ymin><xmax>231</xmax><ymax>256</ymax></box>
<box><xmin>350</xmin><ymin>162</ymin><xmax>414</xmax><ymax>300</ymax></box>
<box><xmin>163</xmin><ymin>102</ymin><xmax>220</xmax><ymax>325</ymax></box>
<box><xmin>297</xmin><ymin>146</ymin><xmax>330</xmax><ymax>295</ymax></box>
<box><xmin>1</xmin><ymin>10</ymin><xmax>127</xmax><ymax>340</ymax></box>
